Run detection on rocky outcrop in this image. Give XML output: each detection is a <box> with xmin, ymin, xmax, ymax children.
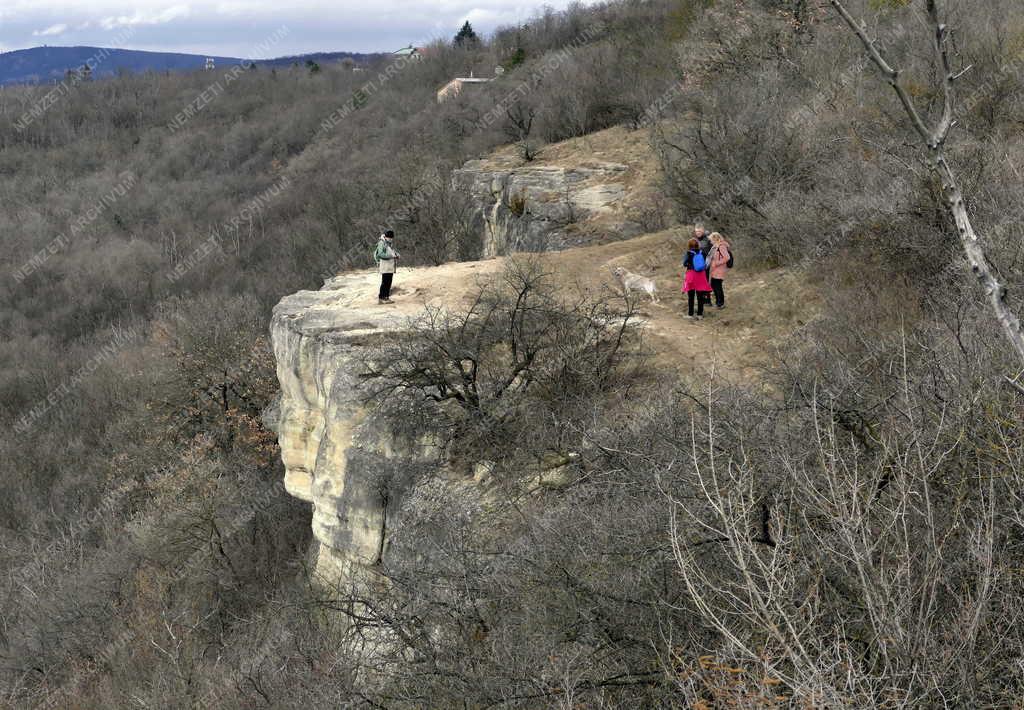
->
<box><xmin>269</xmin><ymin>263</ymin><xmax>498</xmax><ymax>584</ymax></box>
<box><xmin>269</xmin><ymin>257</ymin><xmax>595</xmax><ymax>586</ymax></box>
<box><xmin>270</xmin><ymin>128</ymin><xmax>673</xmax><ymax>588</ymax></box>
<box><xmin>449</xmin><ymin>125</ymin><xmax>668</xmax><ymax>258</ymax></box>
<box><xmin>453</xmin><ymin>159</ymin><xmax>639</xmax><ymax>257</ymax></box>
<box><xmin>272</xmin><ymin>272</ymin><xmax>427</xmax><ymax>583</ymax></box>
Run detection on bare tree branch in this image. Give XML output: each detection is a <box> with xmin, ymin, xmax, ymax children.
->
<box><xmin>1004</xmin><ymin>375</ymin><xmax>1024</xmax><ymax>399</ymax></box>
<box><xmin>829</xmin><ymin>0</ymin><xmax>1024</xmax><ymax>363</ymax></box>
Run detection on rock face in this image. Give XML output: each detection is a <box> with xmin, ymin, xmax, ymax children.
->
<box><xmin>273</xmin><ymin>273</ymin><xmax>414</xmax><ymax>582</ymax></box>
<box><xmin>269</xmin><ymin>263</ymin><xmax>497</xmax><ymax>583</ymax></box>
<box><xmin>269</xmin><ymin>258</ymin><xmax>588</xmax><ymax>586</ymax></box>
<box><xmin>450</xmin><ymin>125</ymin><xmax>667</xmax><ymax>258</ymax></box>
<box><xmin>453</xmin><ymin>159</ymin><xmax>637</xmax><ymax>258</ymax></box>
<box><xmin>270</xmin><ymin>127</ymin><xmax>669</xmax><ymax>587</ymax></box>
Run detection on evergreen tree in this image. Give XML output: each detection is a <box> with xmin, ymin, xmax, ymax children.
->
<box><xmin>454</xmin><ymin>21</ymin><xmax>479</xmax><ymax>47</ymax></box>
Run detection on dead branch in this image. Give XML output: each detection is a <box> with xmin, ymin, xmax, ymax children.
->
<box><xmin>829</xmin><ymin>0</ymin><xmax>1024</xmax><ymax>363</ymax></box>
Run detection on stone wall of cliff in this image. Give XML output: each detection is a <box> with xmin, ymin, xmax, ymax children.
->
<box><xmin>272</xmin><ymin>272</ymin><xmax>431</xmax><ymax>583</ymax></box>
<box><xmin>451</xmin><ymin>126</ymin><xmax>664</xmax><ymax>258</ymax></box>
<box><xmin>453</xmin><ymin>159</ymin><xmax>635</xmax><ymax>256</ymax></box>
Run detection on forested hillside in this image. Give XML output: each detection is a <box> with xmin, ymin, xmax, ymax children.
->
<box><xmin>0</xmin><ymin>46</ymin><xmax>382</xmax><ymax>86</ymax></box>
<box><xmin>2</xmin><ymin>0</ymin><xmax>1024</xmax><ymax>707</ymax></box>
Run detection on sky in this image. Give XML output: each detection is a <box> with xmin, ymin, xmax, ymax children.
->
<box><xmin>0</xmin><ymin>1</ymin><xmax>585</xmax><ymax>57</ymax></box>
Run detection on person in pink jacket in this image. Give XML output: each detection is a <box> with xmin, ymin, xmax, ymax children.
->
<box><xmin>681</xmin><ymin>237</ymin><xmax>712</xmax><ymax>319</ymax></box>
<box><xmin>708</xmin><ymin>232</ymin><xmax>732</xmax><ymax>309</ymax></box>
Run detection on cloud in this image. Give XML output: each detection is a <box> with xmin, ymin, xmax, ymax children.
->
<box><xmin>1</xmin><ymin>0</ymin><xmax>588</xmax><ymax>56</ymax></box>
<box><xmin>33</xmin><ymin>23</ymin><xmax>68</xmax><ymax>36</ymax></box>
<box><xmin>462</xmin><ymin>7</ymin><xmax>533</xmax><ymax>29</ymax></box>
<box><xmin>214</xmin><ymin>1</ymin><xmax>257</xmax><ymax>16</ymax></box>
<box><xmin>99</xmin><ymin>5</ymin><xmax>190</xmax><ymax>30</ymax></box>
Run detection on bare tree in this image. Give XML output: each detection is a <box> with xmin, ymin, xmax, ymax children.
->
<box><xmin>360</xmin><ymin>259</ymin><xmax>641</xmax><ymax>465</ymax></box>
<box><xmin>829</xmin><ymin>0</ymin><xmax>1024</xmax><ymax>364</ymax></box>
<box><xmin>505</xmin><ymin>102</ymin><xmax>538</xmax><ymax>161</ymax></box>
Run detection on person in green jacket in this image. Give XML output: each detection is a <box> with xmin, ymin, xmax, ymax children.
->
<box><xmin>374</xmin><ymin>230</ymin><xmax>400</xmax><ymax>303</ymax></box>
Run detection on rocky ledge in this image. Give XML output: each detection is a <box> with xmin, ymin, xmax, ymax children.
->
<box><xmin>269</xmin><ymin>262</ymin><xmax>498</xmax><ymax>583</ymax></box>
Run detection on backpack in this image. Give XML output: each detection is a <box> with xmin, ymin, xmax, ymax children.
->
<box><xmin>726</xmin><ymin>247</ymin><xmax>734</xmax><ymax>269</ymax></box>
<box><xmin>691</xmin><ymin>250</ymin><xmax>706</xmax><ymax>272</ymax></box>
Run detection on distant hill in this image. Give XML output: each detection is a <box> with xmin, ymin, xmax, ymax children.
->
<box><xmin>0</xmin><ymin>46</ymin><xmax>384</xmax><ymax>85</ymax></box>
<box><xmin>259</xmin><ymin>51</ymin><xmax>385</xmax><ymax>68</ymax></box>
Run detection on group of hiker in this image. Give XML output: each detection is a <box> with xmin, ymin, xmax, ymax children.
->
<box><xmin>681</xmin><ymin>224</ymin><xmax>732</xmax><ymax>320</ymax></box>
<box><xmin>373</xmin><ymin>224</ymin><xmax>734</xmax><ymax>318</ymax></box>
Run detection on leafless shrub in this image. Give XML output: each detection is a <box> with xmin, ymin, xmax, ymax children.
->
<box><xmin>361</xmin><ymin>258</ymin><xmax>643</xmax><ymax>467</ymax></box>
<box><xmin>659</xmin><ymin>263</ymin><xmax>1024</xmax><ymax>707</ymax></box>
<box><xmin>504</xmin><ymin>102</ymin><xmax>539</xmax><ymax>161</ymax></box>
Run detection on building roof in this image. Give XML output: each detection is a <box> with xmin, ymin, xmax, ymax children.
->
<box><xmin>393</xmin><ymin>45</ymin><xmax>420</xmax><ymax>56</ymax></box>
<box><xmin>437</xmin><ymin>75</ymin><xmax>495</xmax><ymax>102</ymax></box>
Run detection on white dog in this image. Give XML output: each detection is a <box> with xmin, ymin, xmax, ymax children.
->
<box><xmin>612</xmin><ymin>267</ymin><xmax>659</xmax><ymax>303</ymax></box>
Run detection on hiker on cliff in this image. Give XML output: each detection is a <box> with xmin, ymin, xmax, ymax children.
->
<box><xmin>708</xmin><ymin>232</ymin><xmax>733</xmax><ymax>309</ymax></box>
<box><xmin>694</xmin><ymin>223</ymin><xmax>713</xmax><ymax>305</ymax></box>
<box><xmin>682</xmin><ymin>237</ymin><xmax>712</xmax><ymax>320</ymax></box>
<box><xmin>374</xmin><ymin>229</ymin><xmax>400</xmax><ymax>304</ymax></box>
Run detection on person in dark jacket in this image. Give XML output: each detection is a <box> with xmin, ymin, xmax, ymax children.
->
<box><xmin>695</xmin><ymin>223</ymin><xmax>712</xmax><ymax>257</ymax></box>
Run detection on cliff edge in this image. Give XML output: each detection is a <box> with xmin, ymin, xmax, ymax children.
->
<box><xmin>270</xmin><ymin>231</ymin><xmax>812</xmax><ymax>584</ymax></box>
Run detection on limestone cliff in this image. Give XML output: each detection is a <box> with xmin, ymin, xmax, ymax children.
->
<box><xmin>270</xmin><ymin>263</ymin><xmax>499</xmax><ymax>583</ymax></box>
<box><xmin>270</xmin><ymin>128</ymin><xmax>663</xmax><ymax>582</ymax></box>
<box><xmin>454</xmin><ymin>159</ymin><xmax>634</xmax><ymax>256</ymax></box>
<box><xmin>453</xmin><ymin>126</ymin><xmax>666</xmax><ymax>257</ymax></box>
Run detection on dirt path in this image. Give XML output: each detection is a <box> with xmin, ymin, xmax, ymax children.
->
<box><xmin>540</xmin><ymin>231</ymin><xmax>819</xmax><ymax>380</ymax></box>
